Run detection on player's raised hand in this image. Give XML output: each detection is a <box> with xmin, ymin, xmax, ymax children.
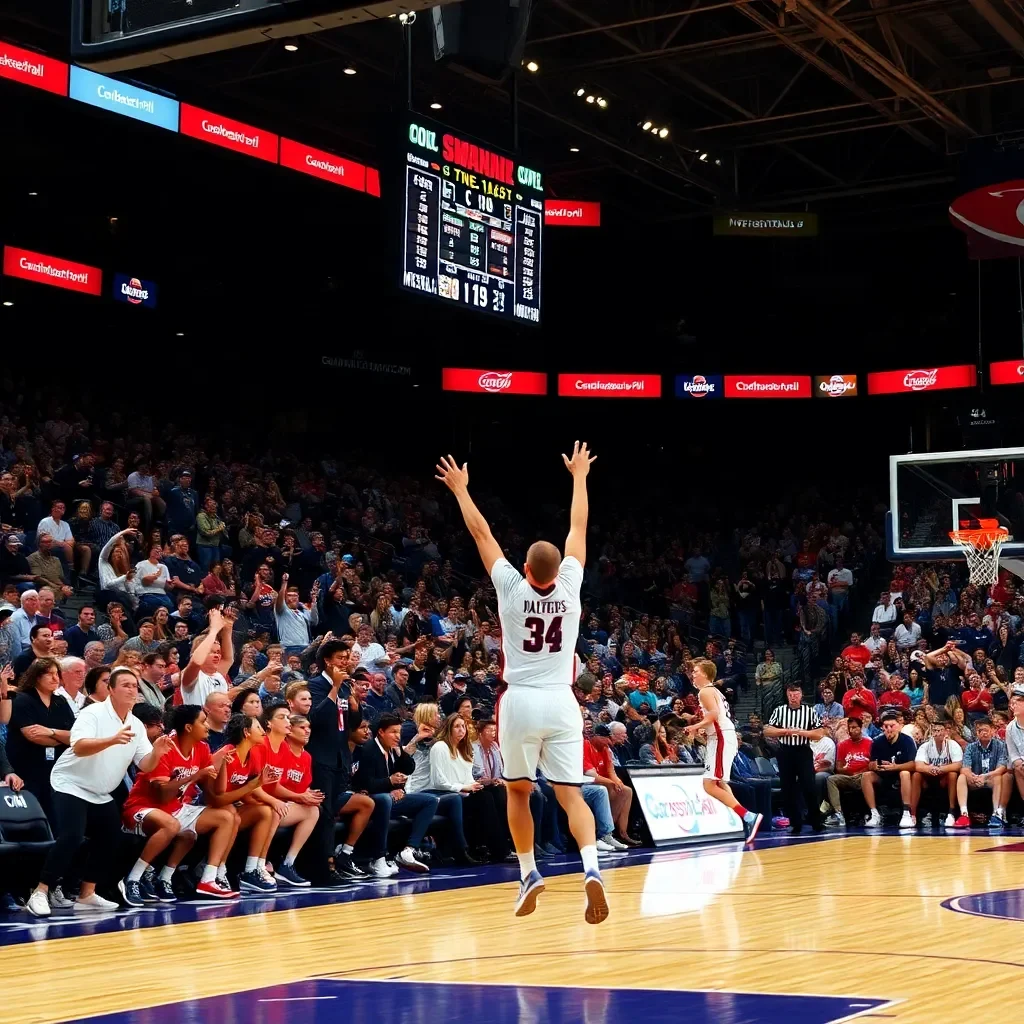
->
<box><xmin>562</xmin><ymin>440</ymin><xmax>596</xmax><ymax>477</ymax></box>
<box><xmin>435</xmin><ymin>455</ymin><xmax>469</xmax><ymax>495</ymax></box>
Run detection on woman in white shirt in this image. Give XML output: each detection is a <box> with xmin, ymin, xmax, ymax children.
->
<box><xmin>135</xmin><ymin>544</ymin><xmax>174</xmax><ymax>614</ymax></box>
<box><xmin>427</xmin><ymin>713</ymin><xmax>510</xmax><ymax>863</ymax></box>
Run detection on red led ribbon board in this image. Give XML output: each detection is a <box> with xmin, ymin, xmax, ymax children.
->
<box><xmin>724</xmin><ymin>375</ymin><xmax>811</xmax><ymax>398</ymax></box>
<box><xmin>0</xmin><ymin>40</ymin><xmax>68</xmax><ymax>96</ymax></box>
<box><xmin>557</xmin><ymin>373</ymin><xmax>662</xmax><ymax>397</ymax></box>
<box><xmin>2</xmin><ymin>246</ymin><xmax>102</xmax><ymax>295</ymax></box>
<box><xmin>179</xmin><ymin>103</ymin><xmax>278</xmax><ymax>163</ymax></box>
<box><xmin>866</xmin><ymin>365</ymin><xmax>975</xmax><ymax>395</ymax></box>
<box><xmin>442</xmin><ymin>368</ymin><xmax>548</xmax><ymax>395</ymax></box>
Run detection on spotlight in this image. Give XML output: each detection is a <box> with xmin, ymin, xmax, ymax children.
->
<box><xmin>698</xmin><ymin>152</ymin><xmax>708</xmax><ymax>162</ymax></box>
<box><xmin>175</xmin><ymin>331</ymin><xmax>185</xmax><ymax>337</ymax></box>
<box><xmin>658</xmin><ymin>127</ymin><xmax>669</xmax><ymax>139</ymax></box>
<box><xmin>2</xmin><ymin>301</ymin><xmax>12</xmax><ymax>308</ymax></box>
<box><xmin>585</xmin><ymin>94</ymin><xmax>595</xmax><ymax>103</ymax></box>
<box><xmin>650</xmin><ymin>126</ymin><xmax>659</xmax><ymax>134</ymax></box>
<box><xmin>283</xmin><ymin>40</ymin><xmax>299</xmax><ymax>51</ymax></box>
<box><xmin>398</xmin><ymin>11</ymin><xmax>416</xmax><ymax>25</ymax></box>
<box><xmin>430</xmin><ymin>101</ymin><xmax>442</xmax><ymax>110</ymax></box>
<box><xmin>714</xmin><ymin>158</ymin><xmax>722</xmax><ymax>166</ymax></box>
<box><xmin>569</xmin><ymin>146</ymin><xmax>580</xmax><ymax>153</ymax></box>
<box><xmin>525</xmin><ymin>60</ymin><xmax>539</xmax><ymax>73</ymax></box>
<box><xmin>596</xmin><ymin>96</ymin><xmax>607</xmax><ymax>108</ymax></box>
<box><xmin>343</xmin><ymin>66</ymin><xmax>357</xmax><ymax>75</ymax></box>
<box><xmin>576</xmin><ymin>87</ymin><xmax>586</xmax><ymax>97</ymax></box>
<box><xmin>641</xmin><ymin>121</ymin><xmax>652</xmax><ymax>131</ymax></box>
<box><xmin>28</xmin><ymin>191</ymin><xmax>38</xmax><ymax>196</ymax></box>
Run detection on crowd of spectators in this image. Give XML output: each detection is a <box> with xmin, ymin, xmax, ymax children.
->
<box><xmin>1</xmin><ymin>385</ymin><xmax>1019</xmax><ymax>914</ymax></box>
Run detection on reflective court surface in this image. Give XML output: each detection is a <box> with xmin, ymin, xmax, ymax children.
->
<box><xmin>6</xmin><ymin>832</ymin><xmax>1024</xmax><ymax>1024</ymax></box>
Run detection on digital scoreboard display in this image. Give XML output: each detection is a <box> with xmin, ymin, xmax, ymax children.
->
<box><xmin>401</xmin><ymin>116</ymin><xmax>543</xmax><ymax>325</ymax></box>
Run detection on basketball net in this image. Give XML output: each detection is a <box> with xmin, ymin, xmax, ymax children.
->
<box><xmin>949</xmin><ymin>518</ymin><xmax>1010</xmax><ymax>587</ymax></box>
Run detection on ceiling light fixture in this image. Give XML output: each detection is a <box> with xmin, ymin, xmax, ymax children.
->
<box><xmin>569</xmin><ymin>146</ymin><xmax>580</xmax><ymax>153</ymax></box>
<box><xmin>343</xmin><ymin>66</ymin><xmax>357</xmax><ymax>75</ymax></box>
<box><xmin>430</xmin><ymin>101</ymin><xmax>442</xmax><ymax>110</ymax></box>
<box><xmin>641</xmin><ymin>121</ymin><xmax>652</xmax><ymax>132</ymax></box>
<box><xmin>28</xmin><ymin>191</ymin><xmax>38</xmax><ymax>196</ymax></box>
<box><xmin>658</xmin><ymin>127</ymin><xmax>669</xmax><ymax>139</ymax></box>
<box><xmin>698</xmin><ymin>151</ymin><xmax>708</xmax><ymax>162</ymax></box>
<box><xmin>525</xmin><ymin>60</ymin><xmax>539</xmax><ymax>73</ymax></box>
<box><xmin>585</xmin><ymin>94</ymin><xmax>595</xmax><ymax>103</ymax></box>
<box><xmin>283</xmin><ymin>40</ymin><xmax>298</xmax><ymax>52</ymax></box>
<box><xmin>714</xmin><ymin>158</ymin><xmax>722</xmax><ymax>166</ymax></box>
<box><xmin>596</xmin><ymin>96</ymin><xmax>607</xmax><ymax>108</ymax></box>
<box><xmin>576</xmin><ymin>87</ymin><xmax>586</xmax><ymax>97</ymax></box>
<box><xmin>650</xmin><ymin>126</ymin><xmax>659</xmax><ymax>134</ymax></box>
<box><xmin>2</xmin><ymin>301</ymin><xmax>12</xmax><ymax>308</ymax></box>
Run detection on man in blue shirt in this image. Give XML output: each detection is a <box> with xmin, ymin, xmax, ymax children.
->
<box><xmin>813</xmin><ymin>684</ymin><xmax>844</xmax><ymax>724</ymax></box>
<box><xmin>163</xmin><ymin>534</ymin><xmax>204</xmax><ymax>604</ymax></box>
<box><xmin>955</xmin><ymin>717</ymin><xmax>1011</xmax><ymax>827</ymax></box>
<box><xmin>165</xmin><ymin>469</ymin><xmax>200</xmax><ymax>539</ymax></box>
<box><xmin>863</xmin><ymin>710</ymin><xmax>917</xmax><ymax>828</ymax></box>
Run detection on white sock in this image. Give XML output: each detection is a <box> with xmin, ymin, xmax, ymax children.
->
<box><xmin>961</xmin><ymin>805</ymin><xmax>968</xmax><ymax>815</ymax></box>
<box><xmin>257</xmin><ymin>858</ymin><xmax>267</xmax><ymax>873</ymax></box>
<box><xmin>158</xmin><ymin>866</ymin><xmax>175</xmax><ymax>883</ymax></box>
<box><xmin>283</xmin><ymin>854</ymin><xmax>296</xmax><ymax>867</ymax></box>
<box><xmin>517</xmin><ymin>850</ymin><xmax>536</xmax><ymax>881</ymax></box>
<box><xmin>245</xmin><ymin>856</ymin><xmax>259</xmax><ymax>873</ymax></box>
<box><xmin>341</xmin><ymin>844</ymin><xmax>354</xmax><ymax>855</ymax></box>
<box><xmin>996</xmin><ymin>806</ymin><xmax>1006</xmax><ymax>816</ymax></box>
<box><xmin>216</xmin><ymin>865</ymin><xmax>228</xmax><ymax>882</ymax></box>
<box><xmin>128</xmin><ymin>858</ymin><xmax>149</xmax><ymax>882</ymax></box>
<box><xmin>200</xmin><ymin>865</ymin><xmax>218</xmax><ymax>884</ymax></box>
<box><xmin>579</xmin><ymin>845</ymin><xmax>600</xmax><ymax>875</ymax></box>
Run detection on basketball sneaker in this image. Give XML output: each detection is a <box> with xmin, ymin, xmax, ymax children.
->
<box><xmin>514</xmin><ymin>870</ymin><xmax>545</xmax><ymax>917</ymax></box>
<box><xmin>583</xmin><ymin>870</ymin><xmax>609</xmax><ymax>925</ymax></box>
<box><xmin>744</xmin><ymin>813</ymin><xmax>764</xmax><ymax>845</ymax></box>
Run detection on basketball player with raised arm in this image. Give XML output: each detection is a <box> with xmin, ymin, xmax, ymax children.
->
<box><xmin>684</xmin><ymin>658</ymin><xmax>763</xmax><ymax>844</ymax></box>
<box><xmin>436</xmin><ymin>442</ymin><xmax>608</xmax><ymax>924</ymax></box>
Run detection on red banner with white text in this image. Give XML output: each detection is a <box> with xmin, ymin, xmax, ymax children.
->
<box><xmin>442</xmin><ymin>368</ymin><xmax>548</xmax><ymax>395</ymax></box>
<box><xmin>866</xmin><ymin>364</ymin><xmax>976</xmax><ymax>395</ymax></box>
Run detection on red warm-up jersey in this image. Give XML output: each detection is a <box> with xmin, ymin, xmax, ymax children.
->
<box><xmin>122</xmin><ymin>740</ymin><xmax>212</xmax><ymax>819</ymax></box>
<box><xmin>262</xmin><ymin>737</ymin><xmax>312</xmax><ymax>795</ymax></box>
<box><xmin>224</xmin><ymin>743</ymin><xmax>266</xmax><ymax>791</ymax></box>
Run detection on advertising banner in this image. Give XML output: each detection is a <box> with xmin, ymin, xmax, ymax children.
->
<box><xmin>867</xmin><ymin>364</ymin><xmax>976</xmax><ymax>395</ymax></box>
<box><xmin>2</xmin><ymin>246</ymin><xmax>102</xmax><ymax>296</ymax></box>
<box><xmin>544</xmin><ymin>200</ymin><xmax>601</xmax><ymax>227</ymax></box>
<box><xmin>442</xmin><ymin>368</ymin><xmax>547</xmax><ymax>395</ymax></box>
<box><xmin>69</xmin><ymin>66</ymin><xmax>179</xmax><ymax>132</ymax></box>
<box><xmin>675</xmin><ymin>374</ymin><xmax>724</xmax><ymax>399</ymax></box>
<box><xmin>724</xmin><ymin>374</ymin><xmax>812</xmax><ymax>398</ymax></box>
<box><xmin>179</xmin><ymin>103</ymin><xmax>278</xmax><ymax>162</ymax></box>
<box><xmin>989</xmin><ymin>359</ymin><xmax>1024</xmax><ymax>386</ymax></box>
<box><xmin>112</xmin><ymin>272</ymin><xmax>158</xmax><ymax>308</ymax></box>
<box><xmin>629</xmin><ymin>768</ymin><xmax>745</xmax><ymax>846</ymax></box>
<box><xmin>814</xmin><ymin>374</ymin><xmax>858</xmax><ymax>398</ymax></box>
<box><xmin>0</xmin><ymin>40</ymin><xmax>68</xmax><ymax>96</ymax></box>
<box><xmin>279</xmin><ymin>138</ymin><xmax>367</xmax><ymax>192</ymax></box>
<box><xmin>558</xmin><ymin>373</ymin><xmax>661</xmax><ymax>397</ymax></box>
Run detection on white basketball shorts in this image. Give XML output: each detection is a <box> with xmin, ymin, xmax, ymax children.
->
<box><xmin>704</xmin><ymin>729</ymin><xmax>738</xmax><ymax>782</ymax></box>
<box><xmin>496</xmin><ymin>685</ymin><xmax>585</xmax><ymax>786</ymax></box>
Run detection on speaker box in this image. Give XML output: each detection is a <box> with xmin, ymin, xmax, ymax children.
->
<box><xmin>431</xmin><ymin>0</ymin><xmax>533</xmax><ymax>76</ymax></box>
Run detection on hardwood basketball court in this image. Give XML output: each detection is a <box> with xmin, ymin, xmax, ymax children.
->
<box><xmin>6</xmin><ymin>830</ymin><xmax>1023</xmax><ymax>1024</ymax></box>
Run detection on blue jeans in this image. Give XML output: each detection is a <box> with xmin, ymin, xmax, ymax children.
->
<box><xmin>583</xmin><ymin>784</ymin><xmax>614</xmax><ymax>838</ymax></box>
<box><xmin>535</xmin><ymin>778</ymin><xmax>563</xmax><ymax>849</ymax></box>
<box><xmin>738</xmin><ymin>608</ymin><xmax>757</xmax><ymax>645</ymax></box>
<box><xmin>386</xmin><ymin>790</ymin><xmax>438</xmax><ymax>849</ymax></box>
<box><xmin>708</xmin><ymin>615</ymin><xmax>731</xmax><ymax>638</ymax></box>
<box><xmin>138</xmin><ymin>593</ymin><xmax>174</xmax><ymax>615</ymax></box>
<box><xmin>429</xmin><ymin>791</ymin><xmax>469</xmax><ymax>849</ymax></box>
<box><xmin>197</xmin><ymin>545</ymin><xmax>220</xmax><ymax>572</ymax></box>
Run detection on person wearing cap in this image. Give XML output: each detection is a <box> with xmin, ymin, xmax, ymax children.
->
<box><xmin>165</xmin><ymin>470</ymin><xmax>199</xmax><ymax>540</ymax></box>
<box><xmin>0</xmin><ymin>533</ymin><xmax>36</xmax><ymax>595</ymax></box>
<box><xmin>863</xmin><ymin>709</ymin><xmax>917</xmax><ymax>828</ymax></box>
<box><xmin>440</xmin><ymin>672</ymin><xmax>471</xmax><ymax>716</ymax></box>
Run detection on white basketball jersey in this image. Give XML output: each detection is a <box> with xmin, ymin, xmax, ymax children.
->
<box><xmin>703</xmin><ymin>686</ymin><xmax>736</xmax><ymax>738</ymax></box>
<box><xmin>491</xmin><ymin>556</ymin><xmax>584</xmax><ymax>690</ymax></box>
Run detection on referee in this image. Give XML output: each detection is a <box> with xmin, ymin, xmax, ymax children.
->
<box><xmin>765</xmin><ymin>680</ymin><xmax>827</xmax><ymax>834</ymax></box>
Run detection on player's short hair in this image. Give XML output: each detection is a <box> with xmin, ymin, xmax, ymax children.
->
<box><xmin>525</xmin><ymin>541</ymin><xmax>561</xmax><ymax>586</ymax></box>
<box><xmin>693</xmin><ymin>657</ymin><xmax>717</xmax><ymax>682</ymax></box>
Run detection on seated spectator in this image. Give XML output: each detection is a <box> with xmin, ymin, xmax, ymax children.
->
<box><xmin>352</xmin><ymin>712</ymin><xmax>439</xmax><ymax>874</ymax></box>
<box><xmin>628</xmin><ymin>675</ymin><xmax>658</xmax><ymax>714</ymax></box>
<box><xmin>364</xmin><ymin>671</ymin><xmax>398</xmax><ymax>724</ymax></box>
<box><xmin>203</xmin><ymin>691</ymin><xmax>233</xmax><ymax>752</ymax></box>
<box><xmin>428</xmin><ymin>713</ymin><xmax>507</xmax><ymax>862</ymax></box>
<box><xmin>27</xmin><ymin>535</ymin><xmax>72</xmax><ymax>602</ymax></box>
<box><xmin>1</xmin><ymin>534</ymin><xmax>36</xmax><ymax>593</ymax></box>
<box><xmin>840</xmin><ymin>632</ymin><xmax>871</xmax><ymax>669</ymax></box>
<box><xmin>7</xmin><ymin>657</ymin><xmax>74</xmax><ymax>819</ymax></box>
<box><xmin>961</xmin><ymin>671</ymin><xmax>994</xmax><ymax>721</ymax></box>
<box><xmin>911</xmin><ymin>717</ymin><xmax>961</xmax><ymax>828</ymax></box>
<box><xmin>905</xmin><ymin>667</ymin><xmax>925</xmax><ymax>707</ymax></box>
<box><xmin>385</xmin><ymin>663</ymin><xmax>418</xmax><ymax>719</ymax></box>
<box><xmin>811</xmin><ymin>730</ymin><xmax>836</xmax><ymax>807</ymax></box>
<box><xmin>752</xmin><ymin>650</ymin><xmax>781</xmax><ymax>692</ymax></box>
<box><xmin>25</xmin><ymin>667</ymin><xmax>169</xmax><ymax>917</ymax></box>
<box><xmin>56</xmin><ymin>657</ymin><xmax>87</xmax><ymax>718</ymax></box>
<box><xmin>638</xmin><ymin>718</ymin><xmax>680</xmax><ymax>765</ymax></box>
<box><xmin>259</xmin><ymin>706</ymin><xmax>323</xmax><ymax>886</ymax></box>
<box><xmin>6</xmin><ymin>588</ymin><xmax>39</xmax><ymax>657</ymax></box>
<box><xmin>12</xmin><ymin>624</ymin><xmax>54</xmax><ymax>677</ymax></box>
<box><xmin>121</xmin><ymin>704</ymin><xmax>239</xmax><ymax>900</ymax></box>
<box><xmin>872</xmin><ymin>592</ymin><xmax>898</xmax><ymax>628</ymax></box>
<box><xmin>954</xmin><ymin>717</ymin><xmax>1011</xmax><ymax>827</ymax></box>
<box><xmin>1007</xmin><ymin>688</ymin><xmax>1024</xmax><ymax>810</ymax></box>
<box><xmin>823</xmin><ymin>716</ymin><xmax>874</xmax><ymax>826</ymax></box>
<box><xmin>164</xmin><ymin>534</ymin><xmax>204</xmax><ymax>605</ymax></box>
<box><xmin>82</xmin><ymin>665</ymin><xmax>110</xmax><ymax>708</ymax></box>
<box><xmin>813</xmin><ymin>684</ymin><xmax>844</xmax><ymax>726</ymax></box>
<box><xmin>136</xmin><ymin>545</ymin><xmax>174</xmax><ymax>614</ymax></box>
<box><xmin>842</xmin><ymin>676</ymin><xmax>877</xmax><ymax>721</ymax></box>
<box><xmin>126</xmin><ymin>459</ymin><xmax>165</xmax><ymax>529</ymax></box>
<box><xmin>894</xmin><ymin>612</ymin><xmax>922</xmax><ymax>651</ymax></box>
<box><xmin>863</xmin><ymin>711</ymin><xmax>917</xmax><ymax>828</ymax></box>
<box><xmin>232</xmin><ymin>688</ymin><xmax>264</xmax><ymax>718</ymax></box>
<box><xmin>946</xmin><ymin>698</ymin><xmax>974</xmax><ymax>748</ymax></box>
<box><xmin>36</xmin><ymin>501</ymin><xmax>74</xmax><ymax>568</ymax></box>
<box><xmin>584</xmin><ymin>717</ymin><xmax>638</xmax><ymax>846</ymax></box>
<box><xmin>877</xmin><ymin>671</ymin><xmax>911</xmax><ymax>716</ymax></box>
<box><xmin>862</xmin><ymin>622</ymin><xmax>886</xmax><ymax>656</ymax></box>
<box><xmin>97</xmin><ymin>529</ymin><xmax>139</xmax><ymax>613</ymax></box>
<box><xmin>64</xmin><ymin>606</ymin><xmax>99</xmax><ymax>658</ymax></box>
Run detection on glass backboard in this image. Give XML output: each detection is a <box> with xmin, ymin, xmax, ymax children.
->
<box><xmin>887</xmin><ymin>447</ymin><xmax>1024</xmax><ymax>561</ymax></box>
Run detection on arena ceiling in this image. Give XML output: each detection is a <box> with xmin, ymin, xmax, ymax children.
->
<box><xmin>4</xmin><ymin>0</ymin><xmax>1024</xmax><ymax>222</ymax></box>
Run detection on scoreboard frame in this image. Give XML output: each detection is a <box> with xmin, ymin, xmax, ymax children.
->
<box><xmin>399</xmin><ymin>112</ymin><xmax>544</xmax><ymax>328</ymax></box>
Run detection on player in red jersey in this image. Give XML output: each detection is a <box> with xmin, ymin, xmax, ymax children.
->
<box><xmin>121</xmin><ymin>704</ymin><xmax>240</xmax><ymax>900</ymax></box>
<box><xmin>206</xmin><ymin>712</ymin><xmax>281</xmax><ymax>893</ymax></box>
<box><xmin>260</xmin><ymin>705</ymin><xmax>322</xmax><ymax>886</ymax></box>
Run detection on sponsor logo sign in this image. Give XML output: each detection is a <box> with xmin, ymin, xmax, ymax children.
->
<box><xmin>179</xmin><ymin>103</ymin><xmax>278</xmax><ymax>162</ymax></box>
<box><xmin>442</xmin><ymin>368</ymin><xmax>548</xmax><ymax>395</ymax></box>
<box><xmin>112</xmin><ymin>272</ymin><xmax>158</xmax><ymax>308</ymax></box>
<box><xmin>675</xmin><ymin>374</ymin><xmax>724</xmax><ymax>399</ymax></box>
<box><xmin>69</xmin><ymin>66</ymin><xmax>179</xmax><ymax>132</ymax></box>
<box><xmin>989</xmin><ymin>359</ymin><xmax>1024</xmax><ymax>386</ymax></box>
<box><xmin>557</xmin><ymin>373</ymin><xmax>662</xmax><ymax>397</ymax></box>
<box><xmin>544</xmin><ymin>200</ymin><xmax>601</xmax><ymax>227</ymax></box>
<box><xmin>814</xmin><ymin>374</ymin><xmax>858</xmax><ymax>398</ymax></box>
<box><xmin>713</xmin><ymin>212</ymin><xmax>819</xmax><ymax>237</ymax></box>
<box><xmin>866</xmin><ymin>364</ymin><xmax>976</xmax><ymax>395</ymax></box>
<box><xmin>949</xmin><ymin>181</ymin><xmax>1024</xmax><ymax>250</ymax></box>
<box><xmin>724</xmin><ymin>375</ymin><xmax>812</xmax><ymax>398</ymax></box>
<box><xmin>2</xmin><ymin>246</ymin><xmax>102</xmax><ymax>296</ymax></box>
<box><xmin>0</xmin><ymin>40</ymin><xmax>68</xmax><ymax>96</ymax></box>
<box><xmin>279</xmin><ymin>138</ymin><xmax>367</xmax><ymax>193</ymax></box>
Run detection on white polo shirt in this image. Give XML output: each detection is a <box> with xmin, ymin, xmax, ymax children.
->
<box><xmin>50</xmin><ymin>700</ymin><xmax>153</xmax><ymax>804</ymax></box>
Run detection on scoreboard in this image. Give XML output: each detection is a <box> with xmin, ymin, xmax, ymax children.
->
<box><xmin>401</xmin><ymin>116</ymin><xmax>543</xmax><ymax>325</ymax></box>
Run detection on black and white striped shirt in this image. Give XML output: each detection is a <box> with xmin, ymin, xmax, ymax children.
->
<box><xmin>768</xmin><ymin>703</ymin><xmax>822</xmax><ymax>746</ymax></box>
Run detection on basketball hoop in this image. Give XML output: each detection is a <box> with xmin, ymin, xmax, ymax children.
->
<box><xmin>949</xmin><ymin>518</ymin><xmax>1011</xmax><ymax>586</ymax></box>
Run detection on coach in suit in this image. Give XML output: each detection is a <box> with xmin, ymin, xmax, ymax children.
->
<box><xmin>352</xmin><ymin>712</ymin><xmax>438</xmax><ymax>873</ymax></box>
<box><xmin>306</xmin><ymin>638</ymin><xmax>364</xmax><ymax>885</ymax></box>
